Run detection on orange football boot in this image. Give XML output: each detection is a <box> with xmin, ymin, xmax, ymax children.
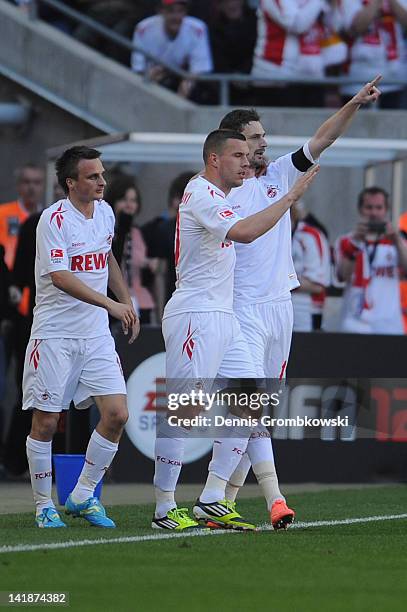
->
<box><xmin>271</xmin><ymin>499</ymin><xmax>295</xmax><ymax>530</ymax></box>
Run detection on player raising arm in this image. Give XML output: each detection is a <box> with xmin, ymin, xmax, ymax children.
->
<box><xmin>153</xmin><ymin>130</ymin><xmax>318</xmax><ymax>531</ymax></box>
<box><xmin>217</xmin><ymin>76</ymin><xmax>382</xmax><ymax>529</ymax></box>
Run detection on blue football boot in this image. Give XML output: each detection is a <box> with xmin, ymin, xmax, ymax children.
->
<box><xmin>36</xmin><ymin>507</ymin><xmax>67</xmax><ymax>528</ymax></box>
<box><xmin>65</xmin><ymin>495</ymin><xmax>116</xmax><ymax>528</ymax></box>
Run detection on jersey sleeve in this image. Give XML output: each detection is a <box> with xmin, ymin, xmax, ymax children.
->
<box><xmin>36</xmin><ymin>212</ymin><xmax>69</xmax><ymax>277</ymax></box>
<box><xmin>131</xmin><ymin>24</ymin><xmax>147</xmax><ymax>73</ymax></box>
<box><xmin>189</xmin><ymin>22</ymin><xmax>213</xmax><ymax>73</ymax></box>
<box><xmin>105</xmin><ymin>203</ymin><xmax>115</xmax><ymax>251</ymax></box>
<box><xmin>191</xmin><ymin>192</ymin><xmax>242</xmax><ymax>242</ymax></box>
<box><xmin>296</xmin><ymin>229</ymin><xmax>330</xmax><ymax>286</ymax></box>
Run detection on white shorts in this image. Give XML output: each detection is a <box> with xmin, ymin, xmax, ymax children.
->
<box><xmin>234</xmin><ymin>298</ymin><xmax>293</xmax><ymax>379</ymax></box>
<box><xmin>162</xmin><ymin>312</ymin><xmax>257</xmax><ymax>395</ymax></box>
<box><xmin>22</xmin><ymin>335</ymin><xmax>126</xmax><ymax>413</ymax></box>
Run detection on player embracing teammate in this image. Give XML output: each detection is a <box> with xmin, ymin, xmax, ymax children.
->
<box><xmin>153</xmin><ymin>76</ymin><xmax>382</xmax><ymax>531</ymax></box>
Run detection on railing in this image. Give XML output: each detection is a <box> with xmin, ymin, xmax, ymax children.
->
<box><xmin>25</xmin><ymin>0</ymin><xmax>407</xmax><ymax>106</ymax></box>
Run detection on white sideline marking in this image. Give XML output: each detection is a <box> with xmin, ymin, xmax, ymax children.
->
<box><xmin>1</xmin><ymin>513</ymin><xmax>407</xmax><ymax>555</ymax></box>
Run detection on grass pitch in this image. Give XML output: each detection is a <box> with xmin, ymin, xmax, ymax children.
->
<box><xmin>0</xmin><ymin>486</ymin><xmax>406</xmax><ymax>612</ymax></box>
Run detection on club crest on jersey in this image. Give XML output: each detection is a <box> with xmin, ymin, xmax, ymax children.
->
<box><xmin>266</xmin><ymin>184</ymin><xmax>280</xmax><ymax>198</ymax></box>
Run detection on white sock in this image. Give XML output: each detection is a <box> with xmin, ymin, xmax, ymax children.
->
<box><xmin>225</xmin><ymin>452</ymin><xmax>251</xmax><ymax>502</ymax></box>
<box><xmin>26</xmin><ymin>436</ymin><xmax>54</xmax><ymax>515</ymax></box>
<box><xmin>153</xmin><ymin>420</ymin><xmax>188</xmax><ymax>517</ymax></box>
<box><xmin>200</xmin><ymin>414</ymin><xmax>251</xmax><ymax>504</ymax></box>
<box><xmin>70</xmin><ymin>430</ymin><xmax>118</xmax><ymax>504</ymax></box>
<box><xmin>246</xmin><ymin>426</ymin><xmax>285</xmax><ymax>509</ymax></box>
<box><xmin>154</xmin><ymin>489</ymin><xmax>176</xmax><ymax>519</ymax></box>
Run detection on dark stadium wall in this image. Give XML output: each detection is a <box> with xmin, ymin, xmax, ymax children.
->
<box><xmin>0</xmin><ymin>76</ymin><xmax>101</xmax><ymax>203</ymax></box>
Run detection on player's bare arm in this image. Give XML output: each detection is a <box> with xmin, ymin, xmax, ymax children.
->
<box><xmin>50</xmin><ymin>269</ymin><xmax>137</xmax><ymax>334</ymax></box>
<box><xmin>227</xmin><ymin>165</ymin><xmax>320</xmax><ymax>244</ymax></box>
<box><xmin>294</xmin><ymin>277</ymin><xmax>324</xmax><ymax>295</ymax></box>
<box><xmin>107</xmin><ymin>253</ymin><xmax>140</xmax><ymax>343</ymax></box>
<box><xmin>308</xmin><ymin>76</ymin><xmax>382</xmax><ymax>160</ymax></box>
<box><xmin>349</xmin><ymin>0</ymin><xmax>381</xmax><ymax>36</ymax></box>
<box><xmin>388</xmin><ymin>0</ymin><xmax>407</xmax><ymax>27</ymax></box>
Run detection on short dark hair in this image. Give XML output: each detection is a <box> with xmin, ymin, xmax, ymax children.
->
<box><xmin>358</xmin><ymin>186</ymin><xmax>389</xmax><ymax>210</ymax></box>
<box><xmin>203</xmin><ymin>130</ymin><xmax>246</xmax><ymax>164</ymax></box>
<box><xmin>55</xmin><ymin>146</ymin><xmax>101</xmax><ymax>195</ymax></box>
<box><xmin>219</xmin><ymin>109</ymin><xmax>261</xmax><ymax>133</ymax></box>
<box><xmin>104</xmin><ymin>174</ymin><xmax>142</xmax><ymax>214</ymax></box>
<box><xmin>168</xmin><ymin>171</ymin><xmax>195</xmax><ymax>205</ymax></box>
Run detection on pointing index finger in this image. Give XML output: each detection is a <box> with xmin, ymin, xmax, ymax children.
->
<box><xmin>369</xmin><ymin>75</ymin><xmax>382</xmax><ymax>88</ymax></box>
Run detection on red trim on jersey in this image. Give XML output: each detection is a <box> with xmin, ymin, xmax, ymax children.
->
<box><xmin>174</xmin><ymin>211</ymin><xmax>180</xmax><ymax>267</ymax></box>
<box><xmin>262</xmin><ymin>7</ymin><xmax>286</xmax><ymax>65</ymax></box>
<box><xmin>353</xmin><ymin>252</ymin><xmax>365</xmax><ymax>288</ymax></box>
<box><xmin>207</xmin><ymin>186</ymin><xmax>225</xmax><ymax>200</ymax></box>
<box><xmin>50</xmin><ymin>203</ymin><xmax>67</xmax><ymax>230</ymax></box>
<box><xmin>367</xmin><ymin>237</ymin><xmax>394</xmax><ymax>246</ymax></box>
<box><xmin>301</xmin><ymin>224</ymin><xmax>324</xmax><ymax>259</ymax></box>
<box><xmin>340</xmin><ymin>236</ymin><xmax>360</xmax><ymax>260</ymax></box>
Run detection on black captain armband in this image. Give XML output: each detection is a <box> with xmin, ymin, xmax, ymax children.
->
<box><xmin>291</xmin><ymin>147</ymin><xmax>314</xmax><ymax>172</ymax></box>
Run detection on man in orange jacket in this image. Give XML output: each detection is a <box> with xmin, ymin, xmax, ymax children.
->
<box><xmin>0</xmin><ymin>164</ymin><xmax>44</xmax><ymax>271</ymax></box>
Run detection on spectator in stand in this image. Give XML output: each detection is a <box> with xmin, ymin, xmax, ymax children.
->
<box><xmin>335</xmin><ymin>187</ymin><xmax>407</xmax><ymax>334</ymax></box>
<box><xmin>3</xmin><ymin>212</ymin><xmax>41</xmax><ymax>477</ymax></box>
<box><xmin>210</xmin><ymin>0</ymin><xmax>257</xmax><ymax>73</ymax></box>
<box><xmin>334</xmin><ymin>0</ymin><xmax>407</xmax><ymax>109</ymax></box>
<box><xmin>291</xmin><ymin>202</ymin><xmax>331</xmax><ymax>331</ymax></box>
<box><xmin>251</xmin><ymin>0</ymin><xmax>330</xmax><ymax>107</ymax></box>
<box><xmin>0</xmin><ymin>165</ymin><xmax>44</xmax><ymax>473</ymax></box>
<box><xmin>0</xmin><ymin>164</ymin><xmax>44</xmax><ymax>271</ymax></box>
<box><xmin>0</xmin><ymin>245</ymin><xmax>11</xmax><ymax>467</ymax></box>
<box><xmin>131</xmin><ymin>0</ymin><xmax>213</xmax><ymax>100</ymax></box>
<box><xmin>142</xmin><ymin>171</ymin><xmax>195</xmax><ymax>318</ymax></box>
<box><xmin>209</xmin><ymin>0</ymin><xmax>257</xmax><ymax>104</ymax></box>
<box><xmin>398</xmin><ymin>210</ymin><xmax>407</xmax><ymax>331</ymax></box>
<box><xmin>105</xmin><ymin>175</ymin><xmax>157</xmax><ymax>325</ymax></box>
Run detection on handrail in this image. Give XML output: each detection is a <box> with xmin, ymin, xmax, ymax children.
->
<box><xmin>28</xmin><ymin>0</ymin><xmax>407</xmax><ymax>106</ymax></box>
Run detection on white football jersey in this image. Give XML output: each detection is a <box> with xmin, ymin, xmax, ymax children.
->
<box><xmin>252</xmin><ymin>0</ymin><xmax>326</xmax><ymax>79</ymax></box>
<box><xmin>335</xmin><ymin>233</ymin><xmax>404</xmax><ymax>334</ymax></box>
<box><xmin>292</xmin><ymin>220</ymin><xmax>331</xmax><ymax>331</ymax></box>
<box><xmin>30</xmin><ymin>199</ymin><xmax>115</xmax><ymax>339</ymax></box>
<box><xmin>229</xmin><ymin>153</ymin><xmax>311</xmax><ymax>308</ymax></box>
<box><xmin>132</xmin><ymin>15</ymin><xmax>213</xmax><ymax>74</ymax></box>
<box><xmin>163</xmin><ymin>176</ymin><xmax>242</xmax><ymax>319</ymax></box>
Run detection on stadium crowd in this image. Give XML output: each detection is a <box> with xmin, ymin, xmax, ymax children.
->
<box><xmin>11</xmin><ymin>0</ymin><xmax>407</xmax><ymax>108</ymax></box>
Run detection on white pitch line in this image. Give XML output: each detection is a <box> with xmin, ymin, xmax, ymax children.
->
<box><xmin>1</xmin><ymin>513</ymin><xmax>407</xmax><ymax>555</ymax></box>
